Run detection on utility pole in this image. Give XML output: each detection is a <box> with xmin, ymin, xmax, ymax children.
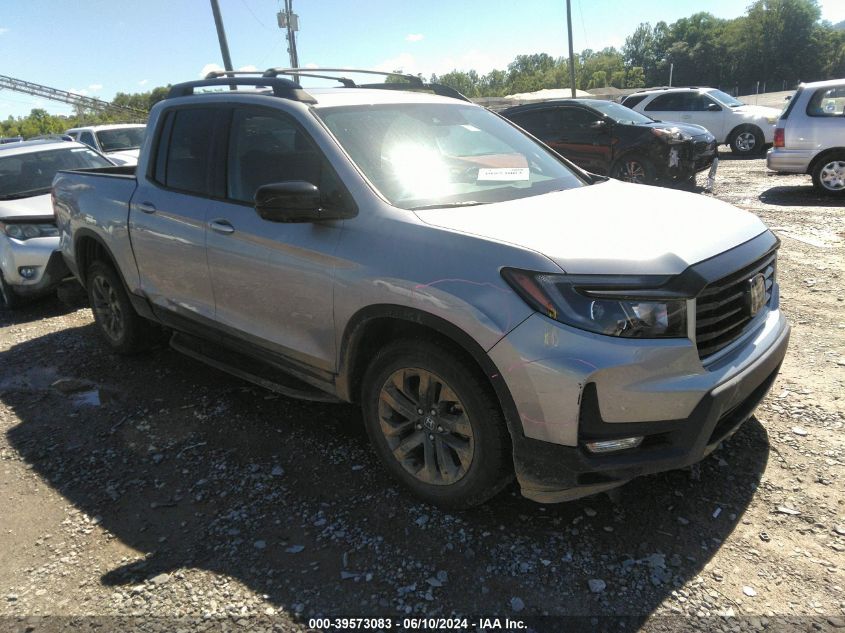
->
<box><xmin>210</xmin><ymin>0</ymin><xmax>234</xmax><ymax>73</ymax></box>
<box><xmin>278</xmin><ymin>0</ymin><xmax>300</xmax><ymax>71</ymax></box>
<box><xmin>566</xmin><ymin>0</ymin><xmax>576</xmax><ymax>98</ymax></box>
<box><xmin>669</xmin><ymin>62</ymin><xmax>673</xmax><ymax>87</ymax></box>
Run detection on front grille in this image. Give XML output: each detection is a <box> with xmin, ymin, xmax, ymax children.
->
<box><xmin>695</xmin><ymin>250</ymin><xmax>777</xmax><ymax>360</ymax></box>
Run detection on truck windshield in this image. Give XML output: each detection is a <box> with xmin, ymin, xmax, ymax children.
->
<box><xmin>0</xmin><ymin>147</ymin><xmax>112</xmax><ymax>199</ymax></box>
<box><xmin>316</xmin><ymin>103</ymin><xmax>585</xmax><ymax>210</ymax></box>
<box><xmin>95</xmin><ymin>128</ymin><xmax>145</xmax><ymax>152</ymax></box>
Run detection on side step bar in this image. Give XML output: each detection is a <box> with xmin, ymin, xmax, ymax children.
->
<box><xmin>170</xmin><ymin>332</ymin><xmax>341</xmax><ymax>403</ymax></box>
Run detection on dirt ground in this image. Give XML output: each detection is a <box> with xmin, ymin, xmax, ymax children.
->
<box><xmin>1</xmin><ymin>153</ymin><xmax>843</xmax><ymax>633</ymax></box>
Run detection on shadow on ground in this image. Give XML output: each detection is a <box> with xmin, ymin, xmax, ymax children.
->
<box><xmin>759</xmin><ymin>185</ymin><xmax>835</xmax><ymax>207</ymax></box>
<box><xmin>1</xmin><ymin>323</ymin><xmax>770</xmax><ymax>626</ymax></box>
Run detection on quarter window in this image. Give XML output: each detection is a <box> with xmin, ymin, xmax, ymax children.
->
<box><xmin>79</xmin><ymin>131</ymin><xmax>96</xmax><ymax>148</ymax></box>
<box><xmin>806</xmin><ymin>86</ymin><xmax>845</xmax><ymax>117</ymax></box>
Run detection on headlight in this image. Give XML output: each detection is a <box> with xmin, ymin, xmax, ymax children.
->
<box><xmin>502</xmin><ymin>268</ymin><xmax>688</xmax><ymax>338</ymax></box>
<box><xmin>651</xmin><ymin>127</ymin><xmax>691</xmax><ymax>143</ymax></box>
<box><xmin>0</xmin><ymin>222</ymin><xmax>59</xmax><ymax>240</ymax></box>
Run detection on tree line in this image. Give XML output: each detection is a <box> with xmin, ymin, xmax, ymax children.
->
<box><xmin>433</xmin><ymin>0</ymin><xmax>844</xmax><ymax>97</ymax></box>
<box><xmin>2</xmin><ymin>0</ymin><xmax>844</xmax><ymax>138</ymax></box>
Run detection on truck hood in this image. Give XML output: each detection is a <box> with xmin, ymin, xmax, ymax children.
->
<box><xmin>413</xmin><ymin>179</ymin><xmax>767</xmax><ymax>275</ymax></box>
<box><xmin>0</xmin><ymin>192</ymin><xmax>54</xmax><ymax>221</ymax></box>
<box><xmin>733</xmin><ymin>104</ymin><xmax>780</xmax><ymax>119</ymax></box>
<box><xmin>105</xmin><ymin>149</ymin><xmax>139</xmax><ymax>166</ymax></box>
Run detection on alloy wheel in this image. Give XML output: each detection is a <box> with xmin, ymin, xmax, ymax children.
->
<box><xmin>735</xmin><ymin>131</ymin><xmax>756</xmax><ymax>152</ymax></box>
<box><xmin>377</xmin><ymin>368</ymin><xmax>474</xmax><ymax>485</ymax></box>
<box><xmin>819</xmin><ymin>160</ymin><xmax>845</xmax><ymax>191</ymax></box>
<box><xmin>90</xmin><ymin>274</ymin><xmax>124</xmax><ymax>342</ymax></box>
<box><xmin>618</xmin><ymin>160</ymin><xmax>646</xmax><ymax>183</ymax></box>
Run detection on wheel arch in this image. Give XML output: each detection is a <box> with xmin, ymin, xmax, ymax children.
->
<box><xmin>73</xmin><ymin>229</ymin><xmax>156</xmax><ymax>321</ymax></box>
<box><xmin>727</xmin><ymin>122</ymin><xmax>763</xmax><ymax>142</ymax></box>
<box><xmin>807</xmin><ymin>147</ymin><xmax>845</xmax><ymax>176</ymax></box>
<box><xmin>337</xmin><ymin>304</ymin><xmax>525</xmax><ymax>439</ymax></box>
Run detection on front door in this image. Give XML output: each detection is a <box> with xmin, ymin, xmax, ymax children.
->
<box><xmin>205</xmin><ymin>107</ymin><xmax>351</xmax><ymax>373</ymax></box>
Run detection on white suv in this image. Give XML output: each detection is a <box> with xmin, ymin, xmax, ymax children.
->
<box><xmin>766</xmin><ymin>78</ymin><xmax>845</xmax><ymax>196</ymax></box>
<box><xmin>622</xmin><ymin>87</ymin><xmax>780</xmax><ymax>156</ymax></box>
<box><xmin>65</xmin><ymin>124</ymin><xmax>146</xmax><ymax>166</ymax></box>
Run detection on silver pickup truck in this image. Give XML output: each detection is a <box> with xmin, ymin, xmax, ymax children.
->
<box><xmin>54</xmin><ymin>69</ymin><xmax>790</xmax><ymax>509</ymax></box>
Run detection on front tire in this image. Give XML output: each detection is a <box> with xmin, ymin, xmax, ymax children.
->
<box><xmin>361</xmin><ymin>340</ymin><xmax>512</xmax><ymax>509</ymax></box>
<box><xmin>811</xmin><ymin>154</ymin><xmax>845</xmax><ymax>196</ymax></box>
<box><xmin>611</xmin><ymin>155</ymin><xmax>655</xmax><ymax>184</ymax></box>
<box><xmin>86</xmin><ymin>260</ymin><xmax>157</xmax><ymax>354</ymax></box>
<box><xmin>0</xmin><ymin>271</ymin><xmax>23</xmax><ymax>310</ymax></box>
<box><xmin>728</xmin><ymin>126</ymin><xmax>763</xmax><ymax>156</ymax></box>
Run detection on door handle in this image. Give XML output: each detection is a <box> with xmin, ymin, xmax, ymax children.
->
<box><xmin>137</xmin><ymin>202</ymin><xmax>157</xmax><ymax>214</ymax></box>
<box><xmin>209</xmin><ymin>219</ymin><xmax>235</xmax><ymax>234</ymax></box>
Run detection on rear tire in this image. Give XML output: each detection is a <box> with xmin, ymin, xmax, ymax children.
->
<box><xmin>361</xmin><ymin>339</ymin><xmax>512</xmax><ymax>509</ymax></box>
<box><xmin>611</xmin><ymin>155</ymin><xmax>655</xmax><ymax>185</ymax></box>
<box><xmin>811</xmin><ymin>154</ymin><xmax>845</xmax><ymax>196</ymax></box>
<box><xmin>728</xmin><ymin>126</ymin><xmax>763</xmax><ymax>156</ymax></box>
<box><xmin>86</xmin><ymin>260</ymin><xmax>157</xmax><ymax>354</ymax></box>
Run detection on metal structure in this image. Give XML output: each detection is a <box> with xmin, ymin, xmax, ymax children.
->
<box><xmin>278</xmin><ymin>0</ymin><xmax>300</xmax><ymax>70</ymax></box>
<box><xmin>566</xmin><ymin>0</ymin><xmax>577</xmax><ymax>98</ymax></box>
<box><xmin>0</xmin><ymin>74</ymin><xmax>147</xmax><ymax>116</ymax></box>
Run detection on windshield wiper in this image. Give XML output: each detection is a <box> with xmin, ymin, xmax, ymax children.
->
<box><xmin>411</xmin><ymin>201</ymin><xmax>485</xmax><ymax>210</ymax></box>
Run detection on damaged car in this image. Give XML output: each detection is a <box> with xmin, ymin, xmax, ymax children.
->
<box><xmin>502</xmin><ymin>99</ymin><xmax>717</xmax><ymax>186</ymax></box>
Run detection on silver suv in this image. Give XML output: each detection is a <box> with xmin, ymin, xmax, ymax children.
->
<box><xmin>766</xmin><ymin>78</ymin><xmax>845</xmax><ymax>196</ymax></box>
<box><xmin>622</xmin><ymin>87</ymin><xmax>780</xmax><ymax>156</ymax></box>
<box><xmin>55</xmin><ymin>69</ymin><xmax>790</xmax><ymax>508</ymax></box>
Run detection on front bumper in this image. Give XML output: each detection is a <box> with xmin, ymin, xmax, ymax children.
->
<box><xmin>0</xmin><ymin>235</ymin><xmax>69</xmax><ymax>296</ymax></box>
<box><xmin>489</xmin><ymin>304</ymin><xmax>789</xmax><ymax>503</ymax></box>
<box><xmin>767</xmin><ymin>148</ymin><xmax>816</xmax><ymax>174</ymax></box>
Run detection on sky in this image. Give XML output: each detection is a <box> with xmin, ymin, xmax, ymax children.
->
<box><xmin>1</xmin><ymin>0</ymin><xmax>844</xmax><ymax>119</ymax></box>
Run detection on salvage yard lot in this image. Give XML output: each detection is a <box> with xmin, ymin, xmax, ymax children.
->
<box><xmin>1</xmin><ymin>154</ymin><xmax>843</xmax><ymax>631</ymax></box>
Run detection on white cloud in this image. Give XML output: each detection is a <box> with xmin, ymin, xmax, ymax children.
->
<box><xmin>0</xmin><ymin>27</ymin><xmax>9</xmax><ymax>35</ymax></box>
<box><xmin>373</xmin><ymin>53</ymin><xmax>419</xmax><ymax>75</ymax></box>
<box><xmin>304</xmin><ymin>62</ymin><xmax>319</xmax><ymax>69</ymax></box>
<box><xmin>199</xmin><ymin>63</ymin><xmax>224</xmax><ymax>78</ymax></box>
<box><xmin>405</xmin><ymin>33</ymin><xmax>424</xmax><ymax>42</ymax></box>
<box><xmin>88</xmin><ymin>83</ymin><xmax>103</xmax><ymax>92</ymax></box>
<box><xmin>238</xmin><ymin>64</ymin><xmax>258</xmax><ymax>72</ymax></box>
<box><xmin>138</xmin><ymin>79</ymin><xmax>148</xmax><ymax>86</ymax></box>
<box><xmin>69</xmin><ymin>87</ymin><xmax>89</xmax><ymax>96</ymax></box>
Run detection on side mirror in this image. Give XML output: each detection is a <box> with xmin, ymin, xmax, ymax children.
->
<box><xmin>706</xmin><ymin>102</ymin><xmax>722</xmax><ymax>112</ymax></box>
<box><xmin>254</xmin><ymin>181</ymin><xmax>356</xmax><ymax>223</ymax></box>
<box><xmin>784</xmin><ymin>95</ymin><xmax>792</xmax><ymax>101</ymax></box>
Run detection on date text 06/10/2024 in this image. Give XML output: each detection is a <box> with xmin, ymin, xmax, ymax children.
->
<box><xmin>307</xmin><ymin>617</ymin><xmax>528</xmax><ymax>630</ymax></box>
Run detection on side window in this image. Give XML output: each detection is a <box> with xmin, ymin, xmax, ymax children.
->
<box><xmin>509</xmin><ymin>110</ymin><xmax>556</xmax><ymax>139</ymax></box>
<box><xmin>645</xmin><ymin>93</ymin><xmax>685</xmax><ymax>111</ymax></box>
<box><xmin>227</xmin><ymin>109</ymin><xmax>353</xmax><ymax>212</ymax></box>
<box><xmin>555</xmin><ymin>108</ymin><xmax>599</xmax><ymax>128</ymax></box>
<box><xmin>807</xmin><ymin>85</ymin><xmax>845</xmax><ymax>117</ymax></box>
<box><xmin>621</xmin><ymin>94</ymin><xmax>647</xmax><ymax>109</ymax></box>
<box><xmin>160</xmin><ymin>109</ymin><xmax>217</xmax><ymax>194</ymax></box>
<box><xmin>79</xmin><ymin>131</ymin><xmax>96</xmax><ymax>148</ymax></box>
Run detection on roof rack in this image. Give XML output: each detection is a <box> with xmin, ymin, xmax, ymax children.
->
<box><xmin>168</xmin><ymin>67</ymin><xmax>468</xmax><ymax>104</ymax></box>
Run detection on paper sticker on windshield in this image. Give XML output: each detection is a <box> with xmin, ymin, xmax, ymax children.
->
<box><xmin>477</xmin><ymin>167</ymin><xmax>530</xmax><ymax>181</ymax></box>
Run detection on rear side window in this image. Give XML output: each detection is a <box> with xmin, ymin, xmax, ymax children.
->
<box><xmin>621</xmin><ymin>94</ymin><xmax>647</xmax><ymax>109</ymax></box>
<box><xmin>806</xmin><ymin>85</ymin><xmax>845</xmax><ymax>117</ymax></box>
<box><xmin>645</xmin><ymin>93</ymin><xmax>687</xmax><ymax>111</ymax></box>
<box><xmin>157</xmin><ymin>109</ymin><xmax>217</xmax><ymax>194</ymax></box>
<box><xmin>508</xmin><ymin>109</ymin><xmax>557</xmax><ymax>139</ymax></box>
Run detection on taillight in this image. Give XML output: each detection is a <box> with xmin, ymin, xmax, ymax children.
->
<box><xmin>774</xmin><ymin>128</ymin><xmax>785</xmax><ymax>148</ymax></box>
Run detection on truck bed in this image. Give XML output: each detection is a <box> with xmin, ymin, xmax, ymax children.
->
<box><xmin>52</xmin><ymin>166</ymin><xmax>141</xmax><ymax>289</ymax></box>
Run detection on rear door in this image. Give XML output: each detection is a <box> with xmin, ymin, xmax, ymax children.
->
<box><xmin>129</xmin><ymin>107</ymin><xmax>220</xmax><ymax>322</ymax></box>
<box><xmin>204</xmin><ymin>106</ymin><xmax>350</xmax><ymax>373</ymax></box>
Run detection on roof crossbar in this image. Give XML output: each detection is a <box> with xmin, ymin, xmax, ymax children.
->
<box><xmin>166</xmin><ymin>77</ymin><xmax>316</xmax><ymax>103</ymax></box>
<box><xmin>262</xmin><ymin>67</ymin><xmax>425</xmax><ymax>87</ymax></box>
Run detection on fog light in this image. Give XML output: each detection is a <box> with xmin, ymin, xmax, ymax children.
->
<box><xmin>18</xmin><ymin>266</ymin><xmax>37</xmax><ymax>279</ymax></box>
<box><xmin>584</xmin><ymin>436</ymin><xmax>643</xmax><ymax>453</ymax></box>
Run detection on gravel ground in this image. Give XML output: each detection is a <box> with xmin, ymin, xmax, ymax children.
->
<box><xmin>1</xmin><ymin>152</ymin><xmax>844</xmax><ymax>633</ymax></box>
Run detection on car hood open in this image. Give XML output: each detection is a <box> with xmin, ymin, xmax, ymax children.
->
<box><xmin>0</xmin><ymin>192</ymin><xmax>53</xmax><ymax>221</ymax></box>
<box><xmin>413</xmin><ymin>179</ymin><xmax>767</xmax><ymax>275</ymax></box>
